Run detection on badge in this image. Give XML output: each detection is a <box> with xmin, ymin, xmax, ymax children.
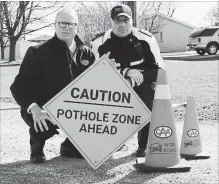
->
<box><xmin>81</xmin><ymin>60</ymin><xmax>89</xmax><ymax>66</ymax></box>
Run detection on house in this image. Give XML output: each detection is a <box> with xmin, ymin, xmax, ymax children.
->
<box><xmin>141</xmin><ymin>13</ymin><xmax>196</xmax><ymax>52</ymax></box>
<box><xmin>28</xmin><ymin>35</ymin><xmax>52</xmax><ymax>43</ymax></box>
<box><xmin>0</xmin><ymin>35</ymin><xmax>52</xmax><ymax>60</ymax></box>
<box><xmin>0</xmin><ymin>39</ymin><xmax>38</xmax><ymax>60</ymax></box>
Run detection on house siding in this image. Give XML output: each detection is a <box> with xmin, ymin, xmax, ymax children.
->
<box><xmin>154</xmin><ymin>18</ymin><xmax>194</xmax><ymax>52</ymax></box>
<box><xmin>0</xmin><ymin>40</ymin><xmax>38</xmax><ymax>60</ymax></box>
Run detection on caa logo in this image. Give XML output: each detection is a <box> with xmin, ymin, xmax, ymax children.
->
<box><xmin>187</xmin><ymin>129</ymin><xmax>199</xmax><ymax>137</ymax></box>
<box><xmin>115</xmin><ymin>7</ymin><xmax>122</xmax><ymax>13</ymax></box>
<box><xmin>81</xmin><ymin>60</ymin><xmax>89</xmax><ymax>66</ymax></box>
<box><xmin>154</xmin><ymin>126</ymin><xmax>172</xmax><ymax>138</ymax></box>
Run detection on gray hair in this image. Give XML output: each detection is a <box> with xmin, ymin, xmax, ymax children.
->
<box><xmin>55</xmin><ymin>8</ymin><xmax>78</xmax><ymax>24</ymax></box>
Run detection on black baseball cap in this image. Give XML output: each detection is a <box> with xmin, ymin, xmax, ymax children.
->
<box><xmin>111</xmin><ymin>4</ymin><xmax>132</xmax><ymax>20</ymax></box>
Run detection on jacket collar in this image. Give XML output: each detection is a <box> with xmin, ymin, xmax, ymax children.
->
<box><xmin>52</xmin><ymin>34</ymin><xmax>84</xmax><ymax>48</ymax></box>
<box><xmin>111</xmin><ymin>31</ymin><xmax>133</xmax><ymax>40</ymax></box>
<box><xmin>103</xmin><ymin>28</ymin><xmax>137</xmax><ymax>42</ymax></box>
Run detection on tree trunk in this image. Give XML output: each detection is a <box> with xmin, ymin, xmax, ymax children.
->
<box><xmin>1</xmin><ymin>46</ymin><xmax>4</xmax><ymax>60</ymax></box>
<box><xmin>9</xmin><ymin>37</ymin><xmax>17</xmax><ymax>62</ymax></box>
<box><xmin>0</xmin><ymin>36</ymin><xmax>5</xmax><ymax>59</ymax></box>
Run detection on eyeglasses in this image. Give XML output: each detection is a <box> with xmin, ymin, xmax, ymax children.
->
<box><xmin>114</xmin><ymin>18</ymin><xmax>131</xmax><ymax>24</ymax></box>
<box><xmin>57</xmin><ymin>22</ymin><xmax>77</xmax><ymax>29</ymax></box>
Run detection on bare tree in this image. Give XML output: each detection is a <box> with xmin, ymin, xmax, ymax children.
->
<box><xmin>75</xmin><ymin>1</ymin><xmax>176</xmax><ymax>45</ymax></box>
<box><xmin>0</xmin><ymin>7</ymin><xmax>8</xmax><ymax>59</ymax></box>
<box><xmin>0</xmin><ymin>31</ymin><xmax>9</xmax><ymax>60</ymax></box>
<box><xmin>0</xmin><ymin>1</ymin><xmax>65</xmax><ymax>62</ymax></box>
<box><xmin>207</xmin><ymin>3</ymin><xmax>219</xmax><ymax>26</ymax></box>
<box><xmin>76</xmin><ymin>2</ymin><xmax>115</xmax><ymax>46</ymax></box>
<box><xmin>138</xmin><ymin>1</ymin><xmax>176</xmax><ymax>34</ymax></box>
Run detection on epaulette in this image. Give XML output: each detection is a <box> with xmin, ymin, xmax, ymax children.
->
<box><xmin>138</xmin><ymin>29</ymin><xmax>152</xmax><ymax>37</ymax></box>
<box><xmin>92</xmin><ymin>32</ymin><xmax>105</xmax><ymax>42</ymax></box>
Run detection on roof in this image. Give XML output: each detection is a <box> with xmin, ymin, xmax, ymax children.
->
<box><xmin>189</xmin><ymin>27</ymin><xmax>219</xmax><ymax>38</ymax></box>
<box><xmin>146</xmin><ymin>13</ymin><xmax>196</xmax><ymax>29</ymax></box>
<box><xmin>189</xmin><ymin>28</ymin><xmax>205</xmax><ymax>37</ymax></box>
<box><xmin>28</xmin><ymin>35</ymin><xmax>52</xmax><ymax>41</ymax></box>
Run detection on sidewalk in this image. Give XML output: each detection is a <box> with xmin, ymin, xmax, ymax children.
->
<box><xmin>0</xmin><ymin>60</ymin><xmax>22</xmax><ymax>67</ymax></box>
<box><xmin>161</xmin><ymin>51</ymin><xmax>197</xmax><ymax>57</ymax></box>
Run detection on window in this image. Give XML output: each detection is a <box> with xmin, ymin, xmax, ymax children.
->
<box><xmin>159</xmin><ymin>32</ymin><xmax>163</xmax><ymax>42</ymax></box>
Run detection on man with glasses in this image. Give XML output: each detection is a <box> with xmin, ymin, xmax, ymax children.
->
<box><xmin>91</xmin><ymin>4</ymin><xmax>163</xmax><ymax>157</ymax></box>
<box><xmin>10</xmin><ymin>8</ymin><xmax>95</xmax><ymax>164</ymax></box>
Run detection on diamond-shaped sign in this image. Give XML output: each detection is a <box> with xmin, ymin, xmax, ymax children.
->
<box><xmin>43</xmin><ymin>55</ymin><xmax>151</xmax><ymax>169</ymax></box>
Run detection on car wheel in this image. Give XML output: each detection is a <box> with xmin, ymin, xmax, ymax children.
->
<box><xmin>207</xmin><ymin>43</ymin><xmax>218</xmax><ymax>55</ymax></box>
<box><xmin>196</xmin><ymin>49</ymin><xmax>206</xmax><ymax>56</ymax></box>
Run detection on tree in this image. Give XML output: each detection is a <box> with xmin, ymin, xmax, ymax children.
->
<box><xmin>137</xmin><ymin>1</ymin><xmax>176</xmax><ymax>34</ymax></box>
<box><xmin>0</xmin><ymin>8</ymin><xmax>8</xmax><ymax>59</ymax></box>
<box><xmin>207</xmin><ymin>3</ymin><xmax>219</xmax><ymax>26</ymax></box>
<box><xmin>0</xmin><ymin>31</ymin><xmax>8</xmax><ymax>60</ymax></box>
<box><xmin>75</xmin><ymin>1</ymin><xmax>176</xmax><ymax>46</ymax></box>
<box><xmin>76</xmin><ymin>2</ymin><xmax>115</xmax><ymax>46</ymax></box>
<box><xmin>0</xmin><ymin>1</ymin><xmax>65</xmax><ymax>62</ymax></box>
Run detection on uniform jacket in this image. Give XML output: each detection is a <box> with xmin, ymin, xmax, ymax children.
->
<box><xmin>10</xmin><ymin>34</ymin><xmax>95</xmax><ymax>112</ymax></box>
<box><xmin>91</xmin><ymin>28</ymin><xmax>163</xmax><ymax>85</ymax></box>
<box><xmin>91</xmin><ymin>28</ymin><xmax>164</xmax><ymax>110</ymax></box>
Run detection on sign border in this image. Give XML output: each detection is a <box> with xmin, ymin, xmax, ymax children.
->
<box><xmin>43</xmin><ymin>55</ymin><xmax>151</xmax><ymax>169</ymax></box>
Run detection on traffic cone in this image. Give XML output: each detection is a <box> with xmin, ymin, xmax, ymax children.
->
<box><xmin>136</xmin><ymin>69</ymin><xmax>191</xmax><ymax>172</ymax></box>
<box><xmin>180</xmin><ymin>96</ymin><xmax>210</xmax><ymax>159</ymax></box>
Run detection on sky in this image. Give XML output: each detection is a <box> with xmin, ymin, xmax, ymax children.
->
<box><xmin>173</xmin><ymin>1</ymin><xmax>217</xmax><ymax>27</ymax></box>
<box><xmin>27</xmin><ymin>1</ymin><xmax>218</xmax><ymax>39</ymax></box>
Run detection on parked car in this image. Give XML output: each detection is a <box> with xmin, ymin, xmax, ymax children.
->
<box><xmin>187</xmin><ymin>27</ymin><xmax>219</xmax><ymax>55</ymax></box>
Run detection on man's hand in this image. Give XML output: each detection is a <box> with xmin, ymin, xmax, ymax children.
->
<box><xmin>126</xmin><ymin>69</ymin><xmax>144</xmax><ymax>86</ymax></box>
<box><xmin>105</xmin><ymin>52</ymin><xmax>116</xmax><ymax>68</ymax></box>
<box><xmin>125</xmin><ymin>78</ymin><xmax>132</xmax><ymax>87</ymax></box>
<box><xmin>30</xmin><ymin>104</ymin><xmax>56</xmax><ymax>132</ymax></box>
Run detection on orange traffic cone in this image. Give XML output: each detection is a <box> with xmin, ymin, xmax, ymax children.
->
<box><xmin>136</xmin><ymin>69</ymin><xmax>191</xmax><ymax>172</ymax></box>
<box><xmin>180</xmin><ymin>96</ymin><xmax>210</xmax><ymax>159</ymax></box>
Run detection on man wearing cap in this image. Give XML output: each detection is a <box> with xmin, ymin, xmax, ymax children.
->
<box><xmin>10</xmin><ymin>8</ymin><xmax>95</xmax><ymax>163</ymax></box>
<box><xmin>91</xmin><ymin>4</ymin><xmax>163</xmax><ymax>157</ymax></box>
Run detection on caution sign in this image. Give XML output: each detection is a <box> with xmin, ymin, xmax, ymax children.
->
<box><xmin>43</xmin><ymin>55</ymin><xmax>151</xmax><ymax>169</ymax></box>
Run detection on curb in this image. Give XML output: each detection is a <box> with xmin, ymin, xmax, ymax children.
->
<box><xmin>0</xmin><ymin>107</ymin><xmax>20</xmax><ymax>110</ymax></box>
<box><xmin>0</xmin><ymin>64</ymin><xmax>21</xmax><ymax>67</ymax></box>
<box><xmin>163</xmin><ymin>54</ymin><xmax>219</xmax><ymax>61</ymax></box>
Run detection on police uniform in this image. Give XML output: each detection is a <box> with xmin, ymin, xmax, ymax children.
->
<box><xmin>91</xmin><ymin>27</ymin><xmax>163</xmax><ymax>153</ymax></box>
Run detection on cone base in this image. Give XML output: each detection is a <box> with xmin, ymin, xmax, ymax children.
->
<box><xmin>135</xmin><ymin>158</ymin><xmax>191</xmax><ymax>173</ymax></box>
<box><xmin>180</xmin><ymin>151</ymin><xmax>210</xmax><ymax>160</ymax></box>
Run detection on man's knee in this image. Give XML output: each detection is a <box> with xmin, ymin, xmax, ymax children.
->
<box><xmin>21</xmin><ymin>110</ymin><xmax>59</xmax><ymax>141</ymax></box>
<box><xmin>29</xmin><ymin>122</ymin><xmax>59</xmax><ymax>142</ymax></box>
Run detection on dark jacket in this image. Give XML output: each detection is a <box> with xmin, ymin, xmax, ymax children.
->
<box><xmin>93</xmin><ymin>28</ymin><xmax>163</xmax><ymax>110</ymax></box>
<box><xmin>10</xmin><ymin>35</ymin><xmax>95</xmax><ymax>112</ymax></box>
<box><xmin>97</xmin><ymin>28</ymin><xmax>161</xmax><ymax>85</ymax></box>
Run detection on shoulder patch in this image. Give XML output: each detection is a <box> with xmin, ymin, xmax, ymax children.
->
<box><xmin>138</xmin><ymin>29</ymin><xmax>152</xmax><ymax>37</ymax></box>
<box><xmin>92</xmin><ymin>32</ymin><xmax>105</xmax><ymax>42</ymax></box>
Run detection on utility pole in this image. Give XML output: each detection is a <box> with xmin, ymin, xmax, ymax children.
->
<box><xmin>122</xmin><ymin>1</ymin><xmax>137</xmax><ymax>27</ymax></box>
